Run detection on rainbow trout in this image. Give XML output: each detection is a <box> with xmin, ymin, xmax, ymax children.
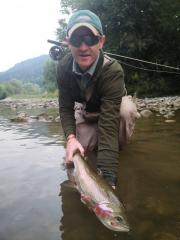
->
<box><xmin>71</xmin><ymin>153</ymin><xmax>130</xmax><ymax>232</ymax></box>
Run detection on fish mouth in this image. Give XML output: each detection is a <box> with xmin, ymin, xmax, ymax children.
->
<box><xmin>116</xmin><ymin>225</ymin><xmax>130</xmax><ymax>232</ymax></box>
<box><xmin>103</xmin><ymin>221</ymin><xmax>130</xmax><ymax>232</ymax></box>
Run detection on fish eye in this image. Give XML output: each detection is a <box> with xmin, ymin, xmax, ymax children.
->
<box><xmin>115</xmin><ymin>216</ymin><xmax>124</xmax><ymax>222</ymax></box>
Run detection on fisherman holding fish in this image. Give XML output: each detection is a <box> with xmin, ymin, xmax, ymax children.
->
<box><xmin>57</xmin><ymin>10</ymin><xmax>139</xmax><ymax>189</ymax></box>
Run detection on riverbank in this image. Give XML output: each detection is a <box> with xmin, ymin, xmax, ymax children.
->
<box><xmin>0</xmin><ymin>96</ymin><xmax>180</xmax><ymax>121</ymax></box>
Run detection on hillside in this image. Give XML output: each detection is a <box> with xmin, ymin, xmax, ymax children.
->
<box><xmin>0</xmin><ymin>55</ymin><xmax>49</xmax><ymax>86</ymax></box>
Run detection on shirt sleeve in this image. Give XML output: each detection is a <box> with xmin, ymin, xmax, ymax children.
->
<box><xmin>97</xmin><ymin>62</ymin><xmax>126</xmax><ymax>177</ymax></box>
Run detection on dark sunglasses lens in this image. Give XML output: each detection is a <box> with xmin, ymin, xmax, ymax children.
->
<box><xmin>70</xmin><ymin>35</ymin><xmax>100</xmax><ymax>47</ymax></box>
<box><xmin>83</xmin><ymin>35</ymin><xmax>99</xmax><ymax>46</ymax></box>
<box><xmin>70</xmin><ymin>35</ymin><xmax>82</xmax><ymax>47</ymax></box>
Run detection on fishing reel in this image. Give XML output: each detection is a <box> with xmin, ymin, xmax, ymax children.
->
<box><xmin>47</xmin><ymin>39</ymin><xmax>66</xmax><ymax>61</ymax></box>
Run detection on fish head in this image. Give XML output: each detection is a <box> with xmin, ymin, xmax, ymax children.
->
<box><xmin>94</xmin><ymin>202</ymin><xmax>130</xmax><ymax>232</ymax></box>
<box><xmin>99</xmin><ymin>213</ymin><xmax>130</xmax><ymax>232</ymax></box>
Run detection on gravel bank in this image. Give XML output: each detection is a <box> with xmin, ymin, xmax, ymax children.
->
<box><xmin>0</xmin><ymin>96</ymin><xmax>180</xmax><ymax>121</ymax></box>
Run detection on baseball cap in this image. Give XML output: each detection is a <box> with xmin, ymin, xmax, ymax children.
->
<box><xmin>67</xmin><ymin>10</ymin><xmax>103</xmax><ymax>37</ymax></box>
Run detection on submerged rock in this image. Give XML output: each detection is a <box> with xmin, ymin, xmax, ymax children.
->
<box><xmin>55</xmin><ymin>116</ymin><xmax>60</xmax><ymax>122</ymax></box>
<box><xmin>173</xmin><ymin>98</ymin><xmax>180</xmax><ymax>108</ymax></box>
<box><xmin>163</xmin><ymin>111</ymin><xmax>175</xmax><ymax>119</ymax></box>
<box><xmin>9</xmin><ymin>111</ymin><xmax>59</xmax><ymax>123</ymax></box>
<box><xmin>10</xmin><ymin>112</ymin><xmax>28</xmax><ymax>122</ymax></box>
<box><xmin>159</xmin><ymin>107</ymin><xmax>167</xmax><ymax>115</ymax></box>
<box><xmin>140</xmin><ymin>109</ymin><xmax>153</xmax><ymax>118</ymax></box>
<box><xmin>165</xmin><ymin>119</ymin><xmax>176</xmax><ymax>123</ymax></box>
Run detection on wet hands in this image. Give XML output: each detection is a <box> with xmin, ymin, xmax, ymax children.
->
<box><xmin>66</xmin><ymin>135</ymin><xmax>84</xmax><ymax>164</ymax></box>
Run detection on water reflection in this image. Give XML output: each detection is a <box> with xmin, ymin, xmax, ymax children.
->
<box><xmin>0</xmin><ymin>107</ymin><xmax>179</xmax><ymax>240</ymax></box>
<box><xmin>59</xmin><ymin>182</ymin><xmax>132</xmax><ymax>240</ymax></box>
<box><xmin>117</xmin><ymin>113</ymin><xmax>180</xmax><ymax>240</ymax></box>
<box><xmin>0</xmin><ymin>119</ymin><xmax>65</xmax><ymax>149</ymax></box>
<box><xmin>0</xmin><ymin>114</ymin><xmax>65</xmax><ymax>240</ymax></box>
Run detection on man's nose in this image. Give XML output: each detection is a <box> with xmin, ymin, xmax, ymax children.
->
<box><xmin>79</xmin><ymin>42</ymin><xmax>89</xmax><ymax>50</ymax></box>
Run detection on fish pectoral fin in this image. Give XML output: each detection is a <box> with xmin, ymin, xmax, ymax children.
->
<box><xmin>80</xmin><ymin>193</ymin><xmax>93</xmax><ymax>209</ymax></box>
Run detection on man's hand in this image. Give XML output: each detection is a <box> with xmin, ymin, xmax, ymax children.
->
<box><xmin>66</xmin><ymin>135</ymin><xmax>84</xmax><ymax>164</ymax></box>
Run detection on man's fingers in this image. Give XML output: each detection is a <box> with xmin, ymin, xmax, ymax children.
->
<box><xmin>78</xmin><ymin>144</ymin><xmax>85</xmax><ymax>157</ymax></box>
<box><xmin>66</xmin><ymin>151</ymin><xmax>73</xmax><ymax>163</ymax></box>
<box><xmin>65</xmin><ymin>138</ymin><xmax>85</xmax><ymax>164</ymax></box>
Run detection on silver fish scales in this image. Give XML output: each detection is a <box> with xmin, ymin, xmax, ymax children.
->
<box><xmin>72</xmin><ymin>153</ymin><xmax>130</xmax><ymax>232</ymax></box>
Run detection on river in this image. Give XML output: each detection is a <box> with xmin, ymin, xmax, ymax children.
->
<box><xmin>0</xmin><ymin>104</ymin><xmax>179</xmax><ymax>240</ymax></box>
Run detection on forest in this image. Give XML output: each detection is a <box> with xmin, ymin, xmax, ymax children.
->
<box><xmin>55</xmin><ymin>0</ymin><xmax>180</xmax><ymax>97</ymax></box>
<box><xmin>0</xmin><ymin>55</ymin><xmax>49</xmax><ymax>99</ymax></box>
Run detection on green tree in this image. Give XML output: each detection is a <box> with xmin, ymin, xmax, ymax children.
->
<box><xmin>57</xmin><ymin>0</ymin><xmax>180</xmax><ymax>96</ymax></box>
<box><xmin>4</xmin><ymin>79</ymin><xmax>23</xmax><ymax>95</ymax></box>
<box><xmin>43</xmin><ymin>60</ymin><xmax>57</xmax><ymax>92</ymax></box>
<box><xmin>23</xmin><ymin>82</ymin><xmax>41</xmax><ymax>95</ymax></box>
<box><xmin>0</xmin><ymin>84</ymin><xmax>7</xmax><ymax>100</ymax></box>
<box><xmin>57</xmin><ymin>18</ymin><xmax>68</xmax><ymax>42</ymax></box>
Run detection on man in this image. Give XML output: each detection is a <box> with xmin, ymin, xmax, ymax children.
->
<box><xmin>57</xmin><ymin>10</ymin><xmax>139</xmax><ymax>188</ymax></box>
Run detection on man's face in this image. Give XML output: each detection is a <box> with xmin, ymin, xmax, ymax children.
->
<box><xmin>67</xmin><ymin>27</ymin><xmax>105</xmax><ymax>71</ymax></box>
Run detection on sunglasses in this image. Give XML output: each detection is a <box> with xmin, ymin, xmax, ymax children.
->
<box><xmin>69</xmin><ymin>34</ymin><xmax>101</xmax><ymax>47</ymax></box>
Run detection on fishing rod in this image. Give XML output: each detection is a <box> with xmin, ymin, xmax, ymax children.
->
<box><xmin>47</xmin><ymin>39</ymin><xmax>67</xmax><ymax>61</ymax></box>
<box><xmin>105</xmin><ymin>52</ymin><xmax>180</xmax><ymax>71</ymax></box>
<box><xmin>47</xmin><ymin>39</ymin><xmax>180</xmax><ymax>74</ymax></box>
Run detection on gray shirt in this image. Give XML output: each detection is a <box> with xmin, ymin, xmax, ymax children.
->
<box><xmin>72</xmin><ymin>54</ymin><xmax>100</xmax><ymax>91</ymax></box>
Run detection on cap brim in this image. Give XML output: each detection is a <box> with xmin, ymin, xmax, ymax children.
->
<box><xmin>68</xmin><ymin>23</ymin><xmax>99</xmax><ymax>37</ymax></box>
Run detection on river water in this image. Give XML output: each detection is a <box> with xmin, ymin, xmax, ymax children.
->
<box><xmin>0</xmin><ymin>104</ymin><xmax>179</xmax><ymax>240</ymax></box>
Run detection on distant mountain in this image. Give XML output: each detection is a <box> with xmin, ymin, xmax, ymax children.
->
<box><xmin>0</xmin><ymin>55</ymin><xmax>50</xmax><ymax>86</ymax></box>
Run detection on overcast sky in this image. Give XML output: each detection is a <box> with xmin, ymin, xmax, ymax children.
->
<box><xmin>0</xmin><ymin>0</ymin><xmax>65</xmax><ymax>71</ymax></box>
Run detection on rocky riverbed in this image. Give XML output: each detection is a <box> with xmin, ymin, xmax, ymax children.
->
<box><xmin>0</xmin><ymin>96</ymin><xmax>180</xmax><ymax>123</ymax></box>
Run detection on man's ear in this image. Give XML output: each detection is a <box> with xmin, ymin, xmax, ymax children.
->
<box><xmin>99</xmin><ymin>35</ymin><xmax>106</xmax><ymax>49</ymax></box>
<box><xmin>63</xmin><ymin>37</ymin><xmax>70</xmax><ymax>46</ymax></box>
